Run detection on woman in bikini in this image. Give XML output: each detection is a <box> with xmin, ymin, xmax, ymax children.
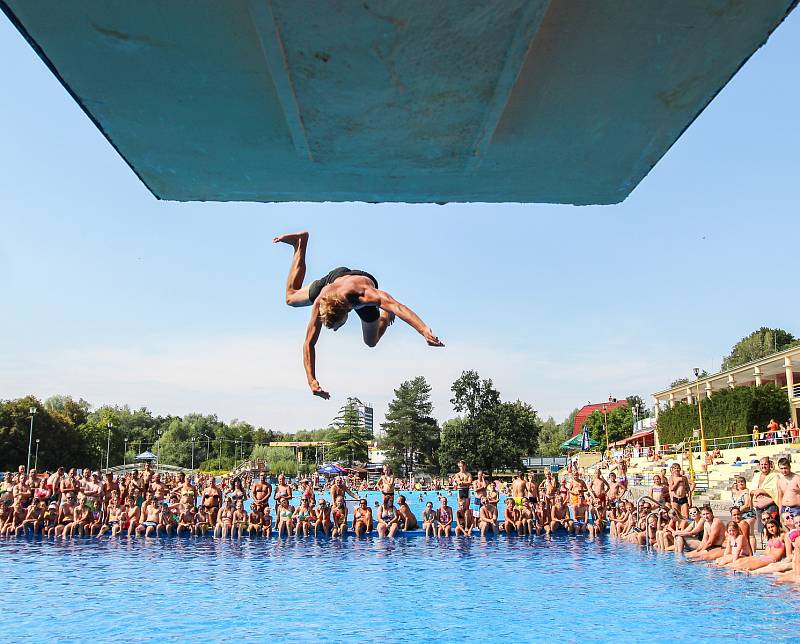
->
<box><xmin>352</xmin><ymin>499</ymin><xmax>372</xmax><ymax>536</ymax></box>
<box><xmin>293</xmin><ymin>498</ymin><xmax>312</xmax><ymax>537</ymax></box>
<box><xmin>315</xmin><ymin>500</ymin><xmax>332</xmax><ymax>537</ymax></box>
<box><xmin>377</xmin><ymin>498</ymin><xmax>401</xmax><ymax>537</ymax></box>
<box><xmin>650</xmin><ymin>475</ymin><xmax>669</xmax><ymax>506</ymax></box>
<box><xmin>276</xmin><ymin>497</ymin><xmax>294</xmax><ymax>538</ymax></box>
<box><xmin>776</xmin><ymin>513</ymin><xmax>800</xmax><ymax>582</ymax></box>
<box><xmin>331</xmin><ymin>499</ymin><xmax>348</xmax><ymax>538</ymax></box>
<box><xmin>714</xmin><ymin>521</ymin><xmax>752</xmax><ymax>567</ymax></box>
<box><xmin>274</xmin><ymin>475</ymin><xmax>293</xmax><ymax>512</ymax></box>
<box><xmin>726</xmin><ymin>519</ymin><xmax>785</xmax><ymax>571</ymax></box>
<box><xmin>437</xmin><ymin>497</ymin><xmax>452</xmax><ymax>537</ymax></box>
<box><xmin>422</xmin><ymin>502</ymin><xmax>437</xmax><ymax>537</ymax></box>
<box><xmin>202</xmin><ymin>481</ymin><xmax>222</xmax><ymax>525</ymax></box>
<box><xmin>216</xmin><ymin>498</ymin><xmax>234</xmax><ymax>539</ymax></box>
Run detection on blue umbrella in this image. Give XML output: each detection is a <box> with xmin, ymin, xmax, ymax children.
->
<box><xmin>318</xmin><ymin>463</ymin><xmax>346</xmax><ymax>475</ymax></box>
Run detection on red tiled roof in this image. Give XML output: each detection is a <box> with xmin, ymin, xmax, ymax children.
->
<box><xmin>572</xmin><ymin>400</ymin><xmax>628</xmax><ymax>436</ymax></box>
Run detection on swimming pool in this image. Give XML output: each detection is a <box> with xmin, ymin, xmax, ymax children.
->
<box><xmin>2</xmin><ymin>534</ymin><xmax>798</xmax><ymax>642</ymax></box>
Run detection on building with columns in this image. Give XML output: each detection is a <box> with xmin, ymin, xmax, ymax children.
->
<box><xmin>652</xmin><ymin>346</ymin><xmax>800</xmax><ymax>440</ymax></box>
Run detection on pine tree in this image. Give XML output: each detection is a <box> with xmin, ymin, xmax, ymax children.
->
<box><xmin>327</xmin><ymin>398</ymin><xmax>370</xmax><ymax>466</ymax></box>
<box><xmin>381</xmin><ymin>377</ymin><xmax>439</xmax><ymax>475</ymax></box>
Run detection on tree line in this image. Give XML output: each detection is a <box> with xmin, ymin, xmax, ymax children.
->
<box><xmin>1</xmin><ymin>371</ymin><xmax>583</xmax><ymax>475</ymax></box>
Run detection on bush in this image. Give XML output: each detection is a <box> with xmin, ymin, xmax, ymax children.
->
<box><xmin>199</xmin><ymin>456</ymin><xmax>234</xmax><ymax>471</ymax></box>
<box><xmin>657</xmin><ymin>384</ymin><xmax>790</xmax><ymax>444</ymax></box>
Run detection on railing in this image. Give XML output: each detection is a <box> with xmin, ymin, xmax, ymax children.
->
<box><xmin>652</xmin><ymin>431</ymin><xmax>798</xmax><ymax>457</ymax></box>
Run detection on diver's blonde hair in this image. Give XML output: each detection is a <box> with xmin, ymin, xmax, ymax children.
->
<box><xmin>318</xmin><ymin>293</ymin><xmax>349</xmax><ymax>328</ymax></box>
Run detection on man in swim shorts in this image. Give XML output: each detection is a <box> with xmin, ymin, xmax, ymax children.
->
<box><xmin>377</xmin><ymin>464</ymin><xmax>396</xmax><ymax>506</ymax></box>
<box><xmin>685</xmin><ymin>506</ymin><xmax>726</xmax><ymax>561</ymax></box>
<box><xmin>511</xmin><ymin>472</ymin><xmax>527</xmax><ymax>507</ymax></box>
<box><xmin>274</xmin><ymin>231</ymin><xmax>444</xmax><ymax>398</ymax></box>
<box><xmin>777</xmin><ymin>457</ymin><xmax>800</xmax><ymax>518</ymax></box>
<box><xmin>473</xmin><ymin>470</ymin><xmax>488</xmax><ymax>510</ymax></box>
<box><xmin>751</xmin><ymin>457</ymin><xmax>780</xmax><ymax>526</ymax></box>
<box><xmin>668</xmin><ymin>463</ymin><xmax>692</xmax><ymax>518</ymax></box>
<box><xmin>454</xmin><ymin>461</ymin><xmax>473</xmax><ymax>503</ymax></box>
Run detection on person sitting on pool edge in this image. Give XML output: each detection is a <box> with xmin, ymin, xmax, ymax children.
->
<box><xmin>352</xmin><ymin>498</ymin><xmax>373</xmax><ymax>536</ymax></box>
<box><xmin>396</xmin><ymin>495</ymin><xmax>418</xmax><ymax>531</ymax></box>
<box><xmin>274</xmin><ymin>231</ymin><xmax>444</xmax><ymax>398</ymax></box>
<box><xmin>684</xmin><ymin>506</ymin><xmax>726</xmax><ymax>561</ymax></box>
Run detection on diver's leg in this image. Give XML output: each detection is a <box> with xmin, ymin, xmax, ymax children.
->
<box><xmin>361</xmin><ymin>310</ymin><xmax>395</xmax><ymax>347</ymax></box>
<box><xmin>273</xmin><ymin>231</ymin><xmax>311</xmax><ymax>306</ymax></box>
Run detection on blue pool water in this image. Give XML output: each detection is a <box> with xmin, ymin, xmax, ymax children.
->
<box><xmin>2</xmin><ymin>533</ymin><xmax>798</xmax><ymax>643</ymax></box>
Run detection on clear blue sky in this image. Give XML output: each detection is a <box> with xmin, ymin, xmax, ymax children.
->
<box><xmin>1</xmin><ymin>12</ymin><xmax>798</xmax><ymax>432</ymax></box>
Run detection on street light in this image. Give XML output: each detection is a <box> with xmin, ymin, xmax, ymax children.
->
<box><xmin>632</xmin><ymin>403</ymin><xmax>640</xmax><ymax>434</ymax></box>
<box><xmin>34</xmin><ymin>438</ymin><xmax>40</xmax><ymax>470</ymax></box>
<box><xmin>191</xmin><ymin>437</ymin><xmax>195</xmax><ymax>472</ymax></box>
<box><xmin>124</xmin><ymin>438</ymin><xmax>129</xmax><ymax>469</ymax></box>
<box><xmin>602</xmin><ymin>403</ymin><xmax>610</xmax><ymax>457</ymax></box>
<box><xmin>106</xmin><ymin>421</ymin><xmax>113</xmax><ymax>471</ymax></box>
<box><xmin>693</xmin><ymin>367</ymin><xmax>707</xmax><ymax>454</ymax></box>
<box><xmin>26</xmin><ymin>407</ymin><xmax>37</xmax><ymax>474</ymax></box>
<box><xmin>156</xmin><ymin>429</ymin><xmax>162</xmax><ymax>469</ymax></box>
<box><xmin>234</xmin><ymin>440</ymin><xmax>239</xmax><ymax>469</ymax></box>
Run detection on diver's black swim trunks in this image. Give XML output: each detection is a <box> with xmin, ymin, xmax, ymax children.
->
<box><xmin>308</xmin><ymin>267</ymin><xmax>380</xmax><ymax>323</ymax></box>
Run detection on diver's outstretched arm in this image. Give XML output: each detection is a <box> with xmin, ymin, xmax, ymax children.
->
<box><xmin>370</xmin><ymin>288</ymin><xmax>444</xmax><ymax>347</ymax></box>
<box><xmin>303</xmin><ymin>303</ymin><xmax>329</xmax><ymax>399</ymax></box>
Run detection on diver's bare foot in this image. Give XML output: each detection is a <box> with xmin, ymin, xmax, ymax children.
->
<box><xmin>273</xmin><ymin>231</ymin><xmax>308</xmax><ymax>247</ymax></box>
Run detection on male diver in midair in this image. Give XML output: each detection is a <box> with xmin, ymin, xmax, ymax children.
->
<box><xmin>273</xmin><ymin>231</ymin><xmax>444</xmax><ymax>399</ymax></box>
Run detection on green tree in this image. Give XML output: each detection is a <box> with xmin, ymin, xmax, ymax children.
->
<box><xmin>584</xmin><ymin>405</ymin><xmax>631</xmax><ymax>450</ymax></box>
<box><xmin>249</xmin><ymin>445</ymin><xmax>298</xmax><ymax>475</ymax></box>
<box><xmin>327</xmin><ymin>398</ymin><xmax>370</xmax><ymax>466</ymax></box>
<box><xmin>381</xmin><ymin>376</ymin><xmax>440</xmax><ymax>475</ymax></box>
<box><xmin>670</xmin><ymin>372</ymin><xmax>707</xmax><ymax>389</ymax></box>
<box><xmin>656</xmin><ymin>383</ymin><xmax>790</xmax><ymax>444</ymax></box>
<box><xmin>722</xmin><ymin>327</ymin><xmax>798</xmax><ymax>370</ymax></box>
<box><xmin>439</xmin><ymin>371</ymin><xmax>539</xmax><ymax>474</ymax></box>
<box><xmin>0</xmin><ymin>396</ymin><xmax>91</xmax><ymax>470</ymax></box>
<box><xmin>439</xmin><ymin>371</ymin><xmax>501</xmax><ymax>473</ymax></box>
<box><xmin>536</xmin><ymin>416</ymin><xmax>570</xmax><ymax>456</ymax></box>
<box><xmin>489</xmin><ymin>400</ymin><xmax>540</xmax><ymax>469</ymax></box>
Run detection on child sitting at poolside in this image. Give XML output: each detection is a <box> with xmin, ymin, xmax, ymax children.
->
<box><xmin>422</xmin><ymin>502</ymin><xmax>436</xmax><ymax>537</ymax></box>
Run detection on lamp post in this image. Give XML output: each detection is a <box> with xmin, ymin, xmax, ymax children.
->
<box><xmin>219</xmin><ymin>438</ymin><xmax>223</xmax><ymax>471</ymax></box>
<box><xmin>124</xmin><ymin>438</ymin><xmax>128</xmax><ymax>469</ymax></box>
<box><xmin>26</xmin><ymin>406</ymin><xmax>36</xmax><ymax>474</ymax></box>
<box><xmin>632</xmin><ymin>403</ymin><xmax>640</xmax><ymax>434</ymax></box>
<box><xmin>34</xmin><ymin>439</ymin><xmax>40</xmax><ymax>470</ymax></box>
<box><xmin>240</xmin><ymin>436</ymin><xmax>244</xmax><ymax>463</ymax></box>
<box><xmin>156</xmin><ymin>429</ymin><xmax>162</xmax><ymax>469</ymax></box>
<box><xmin>693</xmin><ymin>367</ymin><xmax>707</xmax><ymax>453</ymax></box>
<box><xmin>191</xmin><ymin>437</ymin><xmax>195</xmax><ymax>472</ymax></box>
<box><xmin>106</xmin><ymin>421</ymin><xmax>113</xmax><ymax>471</ymax></box>
<box><xmin>234</xmin><ymin>440</ymin><xmax>239</xmax><ymax>470</ymax></box>
<box><xmin>602</xmin><ymin>403</ymin><xmax>610</xmax><ymax>457</ymax></box>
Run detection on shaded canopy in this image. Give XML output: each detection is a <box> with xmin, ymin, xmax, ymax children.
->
<box><xmin>560</xmin><ymin>435</ymin><xmax>598</xmax><ymax>451</ymax></box>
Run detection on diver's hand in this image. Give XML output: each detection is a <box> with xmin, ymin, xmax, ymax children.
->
<box><xmin>310</xmin><ymin>381</ymin><xmax>330</xmax><ymax>399</ymax></box>
<box><xmin>423</xmin><ymin>329</ymin><xmax>444</xmax><ymax>347</ymax></box>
